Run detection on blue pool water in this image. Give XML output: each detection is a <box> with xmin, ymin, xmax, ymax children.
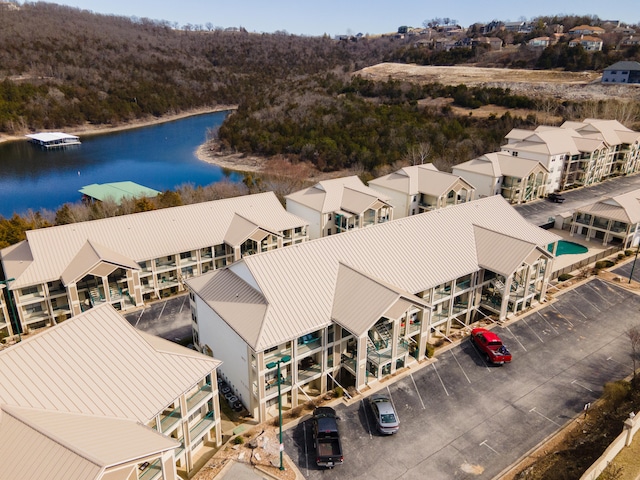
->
<box><xmin>550</xmin><ymin>240</ymin><xmax>589</xmax><ymax>256</ymax></box>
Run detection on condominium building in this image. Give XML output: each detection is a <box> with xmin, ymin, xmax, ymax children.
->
<box><xmin>187</xmin><ymin>196</ymin><xmax>560</xmax><ymax>423</ymax></box>
<box><xmin>0</xmin><ymin>304</ymin><xmax>222</xmax><ymax>480</ymax></box>
<box><xmin>503</xmin><ymin>119</ymin><xmax>640</xmax><ymax>192</ymax></box>
<box><xmin>0</xmin><ymin>192</ymin><xmax>308</xmax><ymax>340</ymax></box>
<box><xmin>569</xmin><ymin>188</ymin><xmax>640</xmax><ymax>248</ymax></box>
<box><xmin>285</xmin><ymin>176</ymin><xmax>393</xmax><ymax>239</ymax></box>
<box><xmin>367</xmin><ymin>164</ymin><xmax>476</xmax><ymax>218</ymax></box>
<box><xmin>452</xmin><ymin>152</ymin><xmax>548</xmax><ymax>204</ymax></box>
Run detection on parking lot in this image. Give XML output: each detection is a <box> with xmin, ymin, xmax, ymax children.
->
<box><xmin>284</xmin><ymin>279</ymin><xmax>640</xmax><ymax>479</ymax></box>
<box><xmin>124</xmin><ymin>294</ymin><xmax>192</xmax><ymax>342</ymax></box>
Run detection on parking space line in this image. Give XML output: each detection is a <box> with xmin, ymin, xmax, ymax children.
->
<box><xmin>550</xmin><ymin>304</ymin><xmax>574</xmax><ymax>327</ymax></box>
<box><xmin>134</xmin><ymin>308</ymin><xmax>145</xmax><ymax>327</ymax></box>
<box><xmin>450</xmin><ymin>350</ymin><xmax>471</xmax><ymax>383</ymax></box>
<box><xmin>361</xmin><ymin>399</ymin><xmax>373</xmax><ymax>438</ymax></box>
<box><xmin>480</xmin><ymin>440</ymin><xmax>499</xmax><ymax>455</ymax></box>
<box><xmin>505</xmin><ymin>325</ymin><xmax>527</xmax><ymax>352</ymax></box>
<box><xmin>571</xmin><ymin>379</ymin><xmax>594</xmax><ymax>393</ymax></box>
<box><xmin>536</xmin><ymin>311</ymin><xmax>559</xmax><ymax>335</ymax></box>
<box><xmin>432</xmin><ymin>363</ymin><xmax>449</xmax><ymax>396</ymax></box>
<box><xmin>410</xmin><ymin>373</ymin><xmax>427</xmax><ymax>409</ymax></box>
<box><xmin>583</xmin><ymin>283</ymin><xmax>612</xmax><ymax>305</ymax></box>
<box><xmin>303</xmin><ymin>421</ymin><xmax>309</xmax><ymax>473</ymax></box>
<box><xmin>529</xmin><ymin>407</ymin><xmax>561</xmax><ymax>427</ymax></box>
<box><xmin>157</xmin><ymin>301</ymin><xmax>167</xmax><ymax>321</ymax></box>
<box><xmin>576</xmin><ymin>291</ymin><xmax>602</xmax><ymax>313</ymax></box>
<box><xmin>523</xmin><ymin>317</ymin><xmax>545</xmax><ymax>343</ymax></box>
<box><xmin>179</xmin><ymin>295</ymin><xmax>187</xmax><ymax>312</ymax></box>
<box><xmin>386</xmin><ymin>385</ymin><xmax>401</xmax><ymax>423</ymax></box>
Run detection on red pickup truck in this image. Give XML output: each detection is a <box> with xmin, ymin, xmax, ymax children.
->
<box><xmin>470</xmin><ymin>327</ymin><xmax>512</xmax><ymax>365</ymax></box>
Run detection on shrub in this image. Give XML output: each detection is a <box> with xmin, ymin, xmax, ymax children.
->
<box><xmin>288</xmin><ymin>406</ymin><xmax>303</xmax><ymax>418</ymax></box>
<box><xmin>595</xmin><ymin>260</ymin><xmax>615</xmax><ymax>270</ymax></box>
<box><xmin>603</xmin><ymin>380</ymin><xmax>631</xmax><ymax>411</ymax></box>
<box><xmin>334</xmin><ymin>386</ymin><xmax>344</xmax><ymax>398</ymax></box>
<box><xmin>232</xmin><ymin>435</ymin><xmax>245</xmax><ymax>445</ymax></box>
<box><xmin>558</xmin><ymin>273</ymin><xmax>574</xmax><ymax>282</ymax></box>
<box><xmin>625</xmin><ymin>250</ymin><xmax>634</xmax><ymax>256</ymax></box>
<box><xmin>425</xmin><ymin>343</ymin><xmax>435</xmax><ymax>358</ymax></box>
<box><xmin>618</xmin><ymin>253</ymin><xmax>625</xmax><ymax>260</ymax></box>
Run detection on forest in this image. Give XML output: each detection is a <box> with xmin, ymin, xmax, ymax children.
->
<box><xmin>1</xmin><ymin>3</ymin><xmax>640</xmax><ymax>247</ymax></box>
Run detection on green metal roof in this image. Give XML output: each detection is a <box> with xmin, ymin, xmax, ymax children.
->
<box><xmin>79</xmin><ymin>181</ymin><xmax>161</xmax><ymax>203</ymax></box>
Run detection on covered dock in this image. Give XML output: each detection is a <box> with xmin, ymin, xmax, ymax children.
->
<box><xmin>25</xmin><ymin>132</ymin><xmax>81</xmax><ymax>148</ymax></box>
<box><xmin>79</xmin><ymin>181</ymin><xmax>161</xmax><ymax>204</ymax></box>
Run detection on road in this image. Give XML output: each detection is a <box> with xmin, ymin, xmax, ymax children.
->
<box><xmin>284</xmin><ymin>279</ymin><xmax>640</xmax><ymax>480</ymax></box>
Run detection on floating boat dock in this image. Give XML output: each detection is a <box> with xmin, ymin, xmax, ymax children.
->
<box><xmin>25</xmin><ymin>132</ymin><xmax>81</xmax><ymax>148</ymax></box>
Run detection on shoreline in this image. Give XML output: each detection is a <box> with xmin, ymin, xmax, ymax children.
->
<box><xmin>194</xmin><ymin>142</ymin><xmax>268</xmax><ymax>174</ymax></box>
<box><xmin>0</xmin><ymin>105</ymin><xmax>238</xmax><ymax>145</ymax></box>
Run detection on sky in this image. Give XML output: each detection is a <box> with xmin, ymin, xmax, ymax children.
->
<box><xmin>46</xmin><ymin>0</ymin><xmax>638</xmax><ymax>36</ymax></box>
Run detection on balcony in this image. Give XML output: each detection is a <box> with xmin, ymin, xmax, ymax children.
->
<box><xmin>155</xmin><ymin>259</ymin><xmax>177</xmax><ymax>271</ymax></box>
<box><xmin>189</xmin><ymin>411</ymin><xmax>216</xmax><ymax>441</ymax></box>
<box><xmin>158</xmin><ymin>277</ymin><xmax>179</xmax><ymax>289</ymax></box>
<box><xmin>139</xmin><ymin>459</ymin><xmax>162</xmax><ymax>480</ymax></box>
<box><xmin>297</xmin><ymin>334</ymin><xmax>321</xmax><ymax>355</ymax></box>
<box><xmin>264</xmin><ymin>347</ymin><xmax>292</xmax><ymax>367</ymax></box>
<box><xmin>159</xmin><ymin>407</ymin><xmax>181</xmax><ymax>433</ymax></box>
<box><xmin>265</xmin><ymin>375</ymin><xmax>292</xmax><ymax>391</ymax></box>
<box><xmin>187</xmin><ymin>383</ymin><xmax>213</xmax><ymax>414</ymax></box>
<box><xmin>298</xmin><ymin>357</ymin><xmax>321</xmax><ymax>382</ymax></box>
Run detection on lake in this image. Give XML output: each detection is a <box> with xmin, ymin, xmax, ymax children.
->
<box><xmin>0</xmin><ymin>111</ymin><xmax>239</xmax><ymax>217</ymax></box>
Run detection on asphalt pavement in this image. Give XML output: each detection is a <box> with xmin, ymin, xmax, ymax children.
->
<box><xmin>283</xmin><ymin>278</ymin><xmax>640</xmax><ymax>480</ymax></box>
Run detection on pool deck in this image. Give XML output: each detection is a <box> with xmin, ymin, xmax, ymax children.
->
<box><xmin>548</xmin><ymin>228</ymin><xmax>610</xmax><ymax>272</ymax></box>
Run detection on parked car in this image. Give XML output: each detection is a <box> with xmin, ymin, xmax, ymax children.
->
<box><xmin>312</xmin><ymin>407</ymin><xmax>343</xmax><ymax>468</ymax></box>
<box><xmin>547</xmin><ymin>192</ymin><xmax>565</xmax><ymax>203</ymax></box>
<box><xmin>368</xmin><ymin>394</ymin><xmax>399</xmax><ymax>434</ymax></box>
<box><xmin>470</xmin><ymin>327</ymin><xmax>512</xmax><ymax>365</ymax></box>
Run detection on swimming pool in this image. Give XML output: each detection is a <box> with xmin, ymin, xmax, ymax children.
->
<box><xmin>548</xmin><ymin>240</ymin><xmax>589</xmax><ymax>256</ymax></box>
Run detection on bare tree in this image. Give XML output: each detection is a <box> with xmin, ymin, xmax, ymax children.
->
<box><xmin>405</xmin><ymin>142</ymin><xmax>432</xmax><ymax>166</ymax></box>
<box><xmin>627</xmin><ymin>325</ymin><xmax>640</xmax><ymax>380</ymax></box>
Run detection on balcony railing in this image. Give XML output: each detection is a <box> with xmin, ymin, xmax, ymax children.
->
<box><xmin>189</xmin><ymin>411</ymin><xmax>215</xmax><ymax>441</ymax></box>
<box><xmin>298</xmin><ymin>364</ymin><xmax>322</xmax><ymax>381</ymax></box>
<box><xmin>139</xmin><ymin>459</ymin><xmax>162</xmax><ymax>480</ymax></box>
<box><xmin>186</xmin><ymin>383</ymin><xmax>213</xmax><ymax>413</ymax></box>
<box><xmin>155</xmin><ymin>259</ymin><xmax>177</xmax><ymax>270</ymax></box>
<box><xmin>159</xmin><ymin>407</ymin><xmax>181</xmax><ymax>433</ymax></box>
<box><xmin>264</xmin><ymin>348</ymin><xmax>292</xmax><ymax>366</ymax></box>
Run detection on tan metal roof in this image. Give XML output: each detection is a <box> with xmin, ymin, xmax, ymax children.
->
<box><xmin>578</xmin><ymin>188</ymin><xmax>640</xmax><ymax>224</ymax></box>
<box><xmin>331</xmin><ymin>264</ymin><xmax>430</xmax><ymax>337</ymax></box>
<box><xmin>0</xmin><ymin>405</ymin><xmax>177</xmax><ymax>480</ymax></box>
<box><xmin>496</xmin><ymin>155</ymin><xmax>548</xmax><ymax>178</ymax></box>
<box><xmin>454</xmin><ymin>153</ymin><xmax>502</xmax><ymax>176</ymax></box>
<box><xmin>416</xmin><ymin>168</ymin><xmax>475</xmax><ymax>196</ymax></box>
<box><xmin>368</xmin><ymin>164</ymin><xmax>454</xmax><ymax>196</ymax></box>
<box><xmin>286</xmin><ymin>176</ymin><xmax>390</xmax><ymax>214</ymax></box>
<box><xmin>60</xmin><ymin>240</ymin><xmax>142</xmax><ymax>286</ymax></box>
<box><xmin>474</xmin><ymin>226</ymin><xmax>551</xmax><ymax>277</ymax></box>
<box><xmin>191</xmin><ymin>196</ymin><xmax>560</xmax><ymax>351</ymax></box>
<box><xmin>0</xmin><ymin>408</ymin><xmax>103</xmax><ymax>480</ymax></box>
<box><xmin>1</xmin><ymin>192</ymin><xmax>306</xmax><ymax>290</ymax></box>
<box><xmin>0</xmin><ymin>304</ymin><xmax>221</xmax><ymax>421</ymax></box>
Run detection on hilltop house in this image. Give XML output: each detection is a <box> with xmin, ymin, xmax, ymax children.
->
<box><xmin>568</xmin><ymin>35</ymin><xmax>603</xmax><ymax>51</ymax></box>
<box><xmin>0</xmin><ymin>192</ymin><xmax>308</xmax><ymax>341</ymax></box>
<box><xmin>452</xmin><ymin>152</ymin><xmax>548</xmax><ymax>203</ymax></box>
<box><xmin>367</xmin><ymin>164</ymin><xmax>476</xmax><ymax>218</ymax></box>
<box><xmin>569</xmin><ymin>25</ymin><xmax>605</xmax><ymax>36</ymax></box>
<box><xmin>601</xmin><ymin>61</ymin><xmax>640</xmax><ymax>84</ymax></box>
<box><xmin>0</xmin><ymin>304</ymin><xmax>222</xmax><ymax>480</ymax></box>
<box><xmin>502</xmin><ymin>119</ymin><xmax>640</xmax><ymax>192</ymax></box>
<box><xmin>285</xmin><ymin>176</ymin><xmax>393</xmax><ymax>239</ymax></box>
<box><xmin>187</xmin><ymin>196</ymin><xmax>560</xmax><ymax>422</ymax></box>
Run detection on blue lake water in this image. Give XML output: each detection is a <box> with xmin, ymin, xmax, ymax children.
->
<box><xmin>0</xmin><ymin>111</ymin><xmax>239</xmax><ymax>217</ymax></box>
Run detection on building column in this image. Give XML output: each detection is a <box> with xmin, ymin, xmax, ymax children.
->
<box><xmin>67</xmin><ymin>283</ymin><xmax>82</xmax><ymax>316</ymax></box>
<box><xmin>499</xmin><ymin>276</ymin><xmax>513</xmax><ymax>321</ymax></box>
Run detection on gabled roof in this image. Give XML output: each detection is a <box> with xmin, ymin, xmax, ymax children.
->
<box><xmin>286</xmin><ymin>176</ymin><xmax>390</xmax><ymax>214</ymax></box>
<box><xmin>564</xmin><ymin>118</ymin><xmax>640</xmax><ymax>146</ymax></box>
<box><xmin>453</xmin><ymin>153</ymin><xmax>501</xmax><ymax>176</ymax></box>
<box><xmin>604</xmin><ymin>61</ymin><xmax>640</xmax><ymax>72</ymax></box>
<box><xmin>370</xmin><ymin>163</ymin><xmax>476</xmax><ymax>198</ymax></box>
<box><xmin>496</xmin><ymin>155</ymin><xmax>549</xmax><ymax>178</ymax></box>
<box><xmin>190</xmin><ymin>196</ymin><xmax>560</xmax><ymax>351</ymax></box>
<box><xmin>577</xmin><ymin>188</ymin><xmax>640</xmax><ymax>224</ymax></box>
<box><xmin>474</xmin><ymin>225</ymin><xmax>551</xmax><ymax>277</ymax></box>
<box><xmin>0</xmin><ymin>304</ymin><xmax>221</xmax><ymax>421</ymax></box>
<box><xmin>1</xmin><ymin>192</ymin><xmax>306</xmax><ymax>290</ymax></box>
<box><xmin>0</xmin><ymin>405</ymin><xmax>178</xmax><ymax>480</ymax></box>
<box><xmin>331</xmin><ymin>263</ymin><xmax>431</xmax><ymax>337</ymax></box>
